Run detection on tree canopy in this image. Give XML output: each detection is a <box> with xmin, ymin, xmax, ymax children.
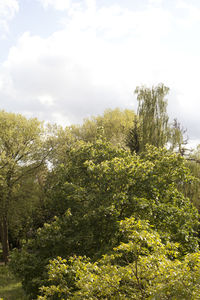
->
<box><xmin>127</xmin><ymin>84</ymin><xmax>186</xmax><ymax>154</ymax></box>
<box><xmin>38</xmin><ymin>217</ymin><xmax>200</xmax><ymax>299</ymax></box>
<box><xmin>0</xmin><ymin>111</ymin><xmax>50</xmax><ymax>263</ymax></box>
<box><xmin>10</xmin><ymin>139</ymin><xmax>199</xmax><ymax>298</ymax></box>
<box><xmin>70</xmin><ymin>108</ymin><xmax>135</xmax><ymax>147</ymax></box>
<box><xmin>0</xmin><ymin>85</ymin><xmax>199</xmax><ymax>299</ymax></box>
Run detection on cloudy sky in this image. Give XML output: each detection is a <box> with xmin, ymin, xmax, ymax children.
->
<box><xmin>1</xmin><ymin>0</ymin><xmax>200</xmax><ymax>144</ymax></box>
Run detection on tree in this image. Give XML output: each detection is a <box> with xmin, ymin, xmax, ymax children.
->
<box><xmin>38</xmin><ymin>217</ymin><xmax>200</xmax><ymax>299</ymax></box>
<box><xmin>183</xmin><ymin>145</ymin><xmax>200</xmax><ymax>211</ymax></box>
<box><xmin>135</xmin><ymin>83</ymin><xmax>169</xmax><ymax>152</ymax></box>
<box><xmin>7</xmin><ymin>166</ymin><xmax>49</xmax><ymax>250</ymax></box>
<box><xmin>70</xmin><ymin>108</ymin><xmax>135</xmax><ymax>147</ymax></box>
<box><xmin>0</xmin><ymin>111</ymin><xmax>50</xmax><ymax>263</ymax></box>
<box><xmin>9</xmin><ymin>140</ymin><xmax>199</xmax><ymax>298</ymax></box>
<box><xmin>126</xmin><ymin>118</ymin><xmax>140</xmax><ymax>153</ymax></box>
<box><xmin>169</xmin><ymin>118</ymin><xmax>188</xmax><ymax>155</ymax></box>
<box><xmin>127</xmin><ymin>84</ymin><xmax>186</xmax><ymax>154</ymax></box>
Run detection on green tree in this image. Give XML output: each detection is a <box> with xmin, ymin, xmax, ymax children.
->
<box><xmin>38</xmin><ymin>217</ymin><xmax>200</xmax><ymax>299</ymax></box>
<box><xmin>7</xmin><ymin>166</ymin><xmax>49</xmax><ymax>250</ymax></box>
<box><xmin>183</xmin><ymin>145</ymin><xmax>200</xmax><ymax>210</ymax></box>
<box><xmin>127</xmin><ymin>84</ymin><xmax>186</xmax><ymax>154</ymax></box>
<box><xmin>126</xmin><ymin>118</ymin><xmax>140</xmax><ymax>153</ymax></box>
<box><xmin>136</xmin><ymin>83</ymin><xmax>169</xmax><ymax>152</ymax></box>
<box><xmin>45</xmin><ymin>124</ymin><xmax>77</xmax><ymax>167</ymax></box>
<box><xmin>71</xmin><ymin>108</ymin><xmax>135</xmax><ymax>147</ymax></box>
<box><xmin>0</xmin><ymin>111</ymin><xmax>50</xmax><ymax>263</ymax></box>
<box><xmin>9</xmin><ymin>140</ymin><xmax>199</xmax><ymax>298</ymax></box>
<box><xmin>169</xmin><ymin>118</ymin><xmax>188</xmax><ymax>155</ymax></box>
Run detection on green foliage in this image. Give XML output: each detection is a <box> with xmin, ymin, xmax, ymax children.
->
<box><xmin>183</xmin><ymin>145</ymin><xmax>200</xmax><ymax>210</ymax></box>
<box><xmin>0</xmin><ymin>265</ymin><xmax>28</xmax><ymax>300</ymax></box>
<box><xmin>38</xmin><ymin>217</ymin><xmax>200</xmax><ymax>299</ymax></box>
<box><xmin>70</xmin><ymin>108</ymin><xmax>135</xmax><ymax>147</ymax></box>
<box><xmin>0</xmin><ymin>111</ymin><xmax>48</xmax><ymax>263</ymax></box>
<box><xmin>0</xmin><ymin>110</ymin><xmax>45</xmax><ymax>178</ymax></box>
<box><xmin>0</xmin><ymin>102</ymin><xmax>197</xmax><ymax>299</ymax></box>
<box><xmin>152</xmin><ymin>252</ymin><xmax>200</xmax><ymax>299</ymax></box>
<box><xmin>7</xmin><ymin>172</ymin><xmax>47</xmax><ymax>249</ymax></box>
<box><xmin>9</xmin><ymin>140</ymin><xmax>199</xmax><ymax>298</ymax></box>
<box><xmin>46</xmin><ymin>124</ymin><xmax>77</xmax><ymax>167</ymax></box>
<box><xmin>133</xmin><ymin>83</ymin><xmax>169</xmax><ymax>152</ymax></box>
<box><xmin>127</xmin><ymin>84</ymin><xmax>186</xmax><ymax>154</ymax></box>
<box><xmin>169</xmin><ymin>118</ymin><xmax>188</xmax><ymax>154</ymax></box>
<box><xmin>126</xmin><ymin>118</ymin><xmax>140</xmax><ymax>153</ymax></box>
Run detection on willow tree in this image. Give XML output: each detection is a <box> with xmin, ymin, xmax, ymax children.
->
<box><xmin>135</xmin><ymin>83</ymin><xmax>169</xmax><ymax>152</ymax></box>
<box><xmin>127</xmin><ymin>84</ymin><xmax>187</xmax><ymax>154</ymax></box>
<box><xmin>0</xmin><ymin>111</ymin><xmax>50</xmax><ymax>263</ymax></box>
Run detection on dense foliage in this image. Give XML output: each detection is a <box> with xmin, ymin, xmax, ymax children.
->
<box><xmin>10</xmin><ymin>139</ymin><xmax>199</xmax><ymax>298</ymax></box>
<box><xmin>127</xmin><ymin>84</ymin><xmax>187</xmax><ymax>154</ymax></box>
<box><xmin>0</xmin><ymin>111</ymin><xmax>50</xmax><ymax>263</ymax></box>
<box><xmin>38</xmin><ymin>217</ymin><xmax>200</xmax><ymax>299</ymax></box>
<box><xmin>0</xmin><ymin>84</ymin><xmax>200</xmax><ymax>299</ymax></box>
<box><xmin>70</xmin><ymin>108</ymin><xmax>135</xmax><ymax>147</ymax></box>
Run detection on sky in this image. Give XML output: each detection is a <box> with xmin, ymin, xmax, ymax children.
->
<box><xmin>1</xmin><ymin>0</ymin><xmax>200</xmax><ymax>145</ymax></box>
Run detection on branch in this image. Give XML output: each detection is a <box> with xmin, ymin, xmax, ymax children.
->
<box><xmin>185</xmin><ymin>158</ymin><xmax>200</xmax><ymax>164</ymax></box>
<box><xmin>12</xmin><ymin>149</ymin><xmax>52</xmax><ymax>184</ymax></box>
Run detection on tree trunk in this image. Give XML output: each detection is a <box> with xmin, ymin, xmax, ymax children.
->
<box><xmin>0</xmin><ymin>215</ymin><xmax>9</xmax><ymax>264</ymax></box>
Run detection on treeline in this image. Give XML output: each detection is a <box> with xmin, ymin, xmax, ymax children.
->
<box><xmin>1</xmin><ymin>84</ymin><xmax>200</xmax><ymax>299</ymax></box>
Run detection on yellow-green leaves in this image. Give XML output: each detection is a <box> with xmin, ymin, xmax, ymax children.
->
<box><xmin>39</xmin><ymin>218</ymin><xmax>200</xmax><ymax>299</ymax></box>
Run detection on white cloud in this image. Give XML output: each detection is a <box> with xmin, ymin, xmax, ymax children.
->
<box><xmin>0</xmin><ymin>0</ymin><xmax>19</xmax><ymax>37</ymax></box>
<box><xmin>1</xmin><ymin>0</ymin><xmax>200</xmax><ymax>141</ymax></box>
<box><xmin>85</xmin><ymin>0</ymin><xmax>96</xmax><ymax>11</ymax></box>
<box><xmin>176</xmin><ymin>0</ymin><xmax>200</xmax><ymax>28</ymax></box>
<box><xmin>0</xmin><ymin>3</ymin><xmax>178</xmax><ymax>117</ymax></box>
<box><xmin>38</xmin><ymin>94</ymin><xmax>55</xmax><ymax>106</ymax></box>
<box><xmin>38</xmin><ymin>0</ymin><xmax>97</xmax><ymax>12</ymax></box>
<box><xmin>148</xmin><ymin>0</ymin><xmax>163</xmax><ymax>6</ymax></box>
<box><xmin>38</xmin><ymin>0</ymin><xmax>71</xmax><ymax>11</ymax></box>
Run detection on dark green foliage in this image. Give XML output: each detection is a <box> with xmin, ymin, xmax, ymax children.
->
<box><xmin>126</xmin><ymin>118</ymin><xmax>140</xmax><ymax>153</ymax></box>
<box><xmin>0</xmin><ymin>264</ymin><xmax>28</xmax><ymax>299</ymax></box>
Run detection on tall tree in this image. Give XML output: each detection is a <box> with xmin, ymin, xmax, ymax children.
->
<box><xmin>169</xmin><ymin>118</ymin><xmax>188</xmax><ymax>155</ymax></box>
<box><xmin>135</xmin><ymin>83</ymin><xmax>169</xmax><ymax>152</ymax></box>
<box><xmin>126</xmin><ymin>118</ymin><xmax>140</xmax><ymax>153</ymax></box>
<box><xmin>183</xmin><ymin>145</ymin><xmax>200</xmax><ymax>211</ymax></box>
<box><xmin>127</xmin><ymin>84</ymin><xmax>187</xmax><ymax>154</ymax></box>
<box><xmin>0</xmin><ymin>111</ymin><xmax>49</xmax><ymax>263</ymax></box>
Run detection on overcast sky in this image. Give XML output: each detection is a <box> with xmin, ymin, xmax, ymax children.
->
<box><xmin>1</xmin><ymin>0</ymin><xmax>200</xmax><ymax>144</ymax></box>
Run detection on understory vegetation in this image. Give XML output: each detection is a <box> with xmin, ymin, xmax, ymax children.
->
<box><xmin>1</xmin><ymin>84</ymin><xmax>200</xmax><ymax>299</ymax></box>
<box><xmin>0</xmin><ymin>264</ymin><xmax>27</xmax><ymax>300</ymax></box>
